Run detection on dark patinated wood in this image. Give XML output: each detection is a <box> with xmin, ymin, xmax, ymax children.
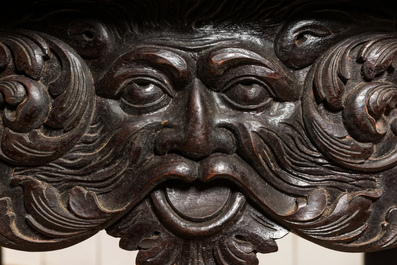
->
<box><xmin>365</xmin><ymin>249</ymin><xmax>397</xmax><ymax>265</ymax></box>
<box><xmin>0</xmin><ymin>0</ymin><xmax>396</xmax><ymax>264</ymax></box>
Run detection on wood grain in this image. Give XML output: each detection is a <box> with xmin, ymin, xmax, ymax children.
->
<box><xmin>0</xmin><ymin>1</ymin><xmax>395</xmax><ymax>264</ymax></box>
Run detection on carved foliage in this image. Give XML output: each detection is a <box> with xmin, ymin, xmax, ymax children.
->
<box><xmin>286</xmin><ymin>33</ymin><xmax>397</xmax><ymax>251</ymax></box>
<box><xmin>0</xmin><ymin>30</ymin><xmax>102</xmax><ymax>250</ymax></box>
<box><xmin>0</xmin><ymin>176</ymin><xmax>117</xmax><ymax>250</ymax></box>
<box><xmin>0</xmin><ymin>30</ymin><xmax>95</xmax><ymax>166</ymax></box>
<box><xmin>275</xmin><ymin>10</ymin><xmax>392</xmax><ymax>69</ymax></box>
<box><xmin>107</xmin><ymin>194</ymin><xmax>288</xmax><ymax>265</ymax></box>
<box><xmin>303</xmin><ymin>34</ymin><xmax>397</xmax><ymax>172</ymax></box>
<box><xmin>0</xmin><ymin>3</ymin><xmax>397</xmax><ymax>263</ymax></box>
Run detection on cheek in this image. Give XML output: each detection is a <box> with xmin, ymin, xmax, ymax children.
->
<box><xmin>94</xmin><ymin>97</ymin><xmax>167</xmax><ymax>131</ymax></box>
<box><xmin>266</xmin><ymin>101</ymin><xmax>300</xmax><ymax>125</ymax></box>
<box><xmin>241</xmin><ymin>101</ymin><xmax>301</xmax><ymax>130</ymax></box>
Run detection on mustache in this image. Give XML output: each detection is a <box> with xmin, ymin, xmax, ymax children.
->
<box><xmin>14</xmin><ymin>118</ymin><xmax>377</xmax><ymax>216</ymax></box>
<box><xmin>95</xmin><ymin>153</ymin><xmax>298</xmax><ymax>217</ymax></box>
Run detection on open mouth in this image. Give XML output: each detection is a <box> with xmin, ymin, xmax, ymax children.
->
<box><xmin>105</xmin><ymin>154</ymin><xmax>292</xmax><ymax>258</ymax></box>
<box><xmin>151</xmin><ymin>180</ymin><xmax>246</xmax><ymax>237</ymax></box>
<box><xmin>98</xmin><ymin>152</ymin><xmax>298</xmax><ymax>229</ymax></box>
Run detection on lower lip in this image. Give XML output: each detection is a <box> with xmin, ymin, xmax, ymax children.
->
<box><xmin>150</xmin><ymin>181</ymin><xmax>246</xmax><ymax>238</ymax></box>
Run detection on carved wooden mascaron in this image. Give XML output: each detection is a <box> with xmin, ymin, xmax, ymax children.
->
<box><xmin>0</xmin><ymin>0</ymin><xmax>396</xmax><ymax>264</ymax></box>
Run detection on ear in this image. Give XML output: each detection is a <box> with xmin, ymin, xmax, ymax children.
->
<box><xmin>303</xmin><ymin>33</ymin><xmax>397</xmax><ymax>172</ymax></box>
<box><xmin>275</xmin><ymin>10</ymin><xmax>389</xmax><ymax>69</ymax></box>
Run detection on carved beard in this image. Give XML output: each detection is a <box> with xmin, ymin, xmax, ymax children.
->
<box><xmin>8</xmin><ymin>31</ymin><xmax>383</xmax><ymax>255</ymax></box>
<box><xmin>13</xmin><ymin>98</ymin><xmax>377</xmax><ymax>217</ymax></box>
<box><xmin>10</xmin><ymin>92</ymin><xmax>379</xmax><ymax>261</ymax></box>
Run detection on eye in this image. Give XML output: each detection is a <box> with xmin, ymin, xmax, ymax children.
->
<box><xmin>49</xmin><ymin>17</ymin><xmax>114</xmax><ymax>59</ymax></box>
<box><xmin>120</xmin><ymin>77</ymin><xmax>172</xmax><ymax>115</ymax></box>
<box><xmin>222</xmin><ymin>79</ymin><xmax>273</xmax><ymax>110</ymax></box>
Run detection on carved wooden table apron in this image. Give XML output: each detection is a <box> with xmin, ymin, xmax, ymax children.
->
<box><xmin>0</xmin><ymin>0</ymin><xmax>396</xmax><ymax>264</ymax></box>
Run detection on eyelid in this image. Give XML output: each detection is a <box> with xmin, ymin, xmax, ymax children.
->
<box><xmin>199</xmin><ymin>48</ymin><xmax>297</xmax><ymax>101</ymax></box>
<box><xmin>99</xmin><ymin>66</ymin><xmax>175</xmax><ymax>98</ymax></box>
<box><xmin>115</xmin><ymin>73</ymin><xmax>174</xmax><ymax>98</ymax></box>
<box><xmin>221</xmin><ymin>94</ymin><xmax>272</xmax><ymax>111</ymax></box>
<box><xmin>119</xmin><ymin>75</ymin><xmax>173</xmax><ymax>115</ymax></box>
<box><xmin>121</xmin><ymin>94</ymin><xmax>168</xmax><ymax>109</ymax></box>
<box><xmin>221</xmin><ymin>80</ymin><xmax>273</xmax><ymax>111</ymax></box>
<box><xmin>97</xmin><ymin>49</ymin><xmax>188</xmax><ymax>99</ymax></box>
<box><xmin>221</xmin><ymin>76</ymin><xmax>276</xmax><ymax>98</ymax></box>
<box><xmin>215</xmin><ymin>65</ymin><xmax>277</xmax><ymax>93</ymax></box>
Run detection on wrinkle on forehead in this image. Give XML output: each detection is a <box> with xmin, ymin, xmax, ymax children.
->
<box><xmin>142</xmin><ymin>30</ymin><xmax>267</xmax><ymax>53</ymax></box>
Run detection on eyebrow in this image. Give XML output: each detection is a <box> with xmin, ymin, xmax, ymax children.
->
<box><xmin>206</xmin><ymin>48</ymin><xmax>273</xmax><ymax>76</ymax></box>
<box><xmin>202</xmin><ymin>48</ymin><xmax>298</xmax><ymax>101</ymax></box>
<box><xmin>96</xmin><ymin>47</ymin><xmax>190</xmax><ymax>98</ymax></box>
<box><xmin>131</xmin><ymin>47</ymin><xmax>189</xmax><ymax>80</ymax></box>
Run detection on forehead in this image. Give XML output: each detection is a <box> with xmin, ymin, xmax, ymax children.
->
<box><xmin>130</xmin><ymin>29</ymin><xmax>273</xmax><ymax>60</ymax></box>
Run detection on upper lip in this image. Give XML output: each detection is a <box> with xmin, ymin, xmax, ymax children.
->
<box><xmin>96</xmin><ymin>153</ymin><xmax>298</xmax><ymax>218</ymax></box>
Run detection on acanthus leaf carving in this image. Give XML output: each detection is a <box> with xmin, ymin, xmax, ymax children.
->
<box><xmin>107</xmin><ymin>195</ymin><xmax>288</xmax><ymax>265</ymax></box>
<box><xmin>0</xmin><ymin>30</ymin><xmax>95</xmax><ymax>166</ymax></box>
<box><xmin>0</xmin><ymin>76</ymin><xmax>50</xmax><ymax>132</ymax></box>
<box><xmin>285</xmin><ymin>191</ymin><xmax>382</xmax><ymax>245</ymax></box>
<box><xmin>0</xmin><ymin>175</ymin><xmax>122</xmax><ymax>251</ymax></box>
<box><xmin>303</xmin><ymin>34</ymin><xmax>397</xmax><ymax>172</ymax></box>
<box><xmin>274</xmin><ymin>10</ymin><xmax>392</xmax><ymax>70</ymax></box>
<box><xmin>0</xmin><ymin>2</ymin><xmax>397</xmax><ymax>264</ymax></box>
<box><xmin>343</xmin><ymin>82</ymin><xmax>397</xmax><ymax>142</ymax></box>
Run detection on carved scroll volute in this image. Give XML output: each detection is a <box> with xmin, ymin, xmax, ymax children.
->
<box><xmin>0</xmin><ymin>31</ymin><xmax>95</xmax><ymax>166</ymax></box>
<box><xmin>303</xmin><ymin>34</ymin><xmax>397</xmax><ymax>172</ymax></box>
<box><xmin>2</xmin><ymin>1</ymin><xmax>397</xmax><ymax>262</ymax></box>
<box><xmin>0</xmin><ymin>30</ymin><xmax>101</xmax><ymax>250</ymax></box>
<box><xmin>275</xmin><ymin>10</ymin><xmax>391</xmax><ymax>70</ymax></box>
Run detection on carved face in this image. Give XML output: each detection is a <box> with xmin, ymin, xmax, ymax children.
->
<box><xmin>1</xmin><ymin>2</ymin><xmax>397</xmax><ymax>264</ymax></box>
<box><xmin>91</xmin><ymin>32</ymin><xmax>302</xmax><ymax>212</ymax></box>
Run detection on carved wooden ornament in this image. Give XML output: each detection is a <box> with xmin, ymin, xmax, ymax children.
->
<box><xmin>0</xmin><ymin>0</ymin><xmax>396</xmax><ymax>264</ymax></box>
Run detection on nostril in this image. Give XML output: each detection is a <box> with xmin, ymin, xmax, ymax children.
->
<box><xmin>154</xmin><ymin>126</ymin><xmax>236</xmax><ymax>161</ymax></box>
<box><xmin>154</xmin><ymin>130</ymin><xmax>213</xmax><ymax>160</ymax></box>
<box><xmin>154</xmin><ymin>80</ymin><xmax>236</xmax><ymax>160</ymax></box>
<box><xmin>153</xmin><ymin>128</ymin><xmax>180</xmax><ymax>156</ymax></box>
<box><xmin>212</xmin><ymin>127</ymin><xmax>236</xmax><ymax>154</ymax></box>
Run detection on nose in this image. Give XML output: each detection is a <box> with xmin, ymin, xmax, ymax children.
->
<box><xmin>154</xmin><ymin>79</ymin><xmax>235</xmax><ymax>160</ymax></box>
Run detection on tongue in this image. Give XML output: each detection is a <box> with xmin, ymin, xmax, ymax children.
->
<box><xmin>165</xmin><ymin>183</ymin><xmax>231</xmax><ymax>221</ymax></box>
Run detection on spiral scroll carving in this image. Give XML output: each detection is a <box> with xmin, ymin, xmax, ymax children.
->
<box><xmin>303</xmin><ymin>34</ymin><xmax>397</xmax><ymax>172</ymax></box>
<box><xmin>0</xmin><ymin>30</ymin><xmax>99</xmax><ymax>250</ymax></box>
<box><xmin>0</xmin><ymin>1</ymin><xmax>396</xmax><ymax>264</ymax></box>
<box><xmin>0</xmin><ymin>31</ymin><xmax>95</xmax><ymax>166</ymax></box>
